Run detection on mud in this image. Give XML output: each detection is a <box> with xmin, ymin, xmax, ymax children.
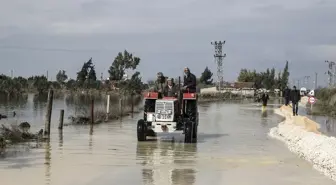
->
<box><xmin>0</xmin><ymin>102</ymin><xmax>335</xmax><ymax>185</ymax></box>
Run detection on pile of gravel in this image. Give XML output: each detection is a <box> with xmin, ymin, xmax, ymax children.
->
<box><xmin>269</xmin><ymin>109</ymin><xmax>336</xmax><ymax>181</ymax></box>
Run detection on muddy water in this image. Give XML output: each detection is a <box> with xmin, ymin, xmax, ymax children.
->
<box><xmin>299</xmin><ymin>105</ymin><xmax>336</xmax><ymax>137</ymax></box>
<box><xmin>0</xmin><ymin>101</ymin><xmax>335</xmax><ymax>185</ymax></box>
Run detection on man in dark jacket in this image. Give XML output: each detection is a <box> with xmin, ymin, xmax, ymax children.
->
<box><xmin>163</xmin><ymin>78</ymin><xmax>177</xmax><ymax>97</ymax></box>
<box><xmin>261</xmin><ymin>91</ymin><xmax>269</xmax><ymax>107</ymax></box>
<box><xmin>290</xmin><ymin>85</ymin><xmax>301</xmax><ymax>116</ymax></box>
<box><xmin>283</xmin><ymin>86</ymin><xmax>291</xmax><ymax>106</ymax></box>
<box><xmin>182</xmin><ymin>67</ymin><xmax>197</xmax><ymax>93</ymax></box>
<box><xmin>182</xmin><ymin>67</ymin><xmax>197</xmax><ymax>121</ymax></box>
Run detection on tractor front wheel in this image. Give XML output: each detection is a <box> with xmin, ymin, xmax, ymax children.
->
<box><xmin>137</xmin><ymin>119</ymin><xmax>147</xmax><ymax>141</ymax></box>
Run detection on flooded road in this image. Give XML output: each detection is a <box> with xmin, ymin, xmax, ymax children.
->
<box><xmin>1</xmin><ymin>100</ymin><xmax>335</xmax><ymax>185</ymax></box>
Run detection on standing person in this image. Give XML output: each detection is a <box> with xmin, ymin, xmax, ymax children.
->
<box><xmin>290</xmin><ymin>85</ymin><xmax>301</xmax><ymax>116</ymax></box>
<box><xmin>182</xmin><ymin>67</ymin><xmax>197</xmax><ymax>93</ymax></box>
<box><xmin>261</xmin><ymin>91</ymin><xmax>269</xmax><ymax>110</ymax></box>
<box><xmin>283</xmin><ymin>86</ymin><xmax>291</xmax><ymax>106</ymax></box>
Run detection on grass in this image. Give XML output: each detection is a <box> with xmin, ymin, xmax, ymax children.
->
<box><xmin>311</xmin><ymin>88</ymin><xmax>336</xmax><ymax>117</ymax></box>
<box><xmin>67</xmin><ymin>94</ymin><xmax>143</xmax><ymax>125</ymax></box>
<box><xmin>0</xmin><ymin>124</ymin><xmax>40</xmax><ymax>149</ymax></box>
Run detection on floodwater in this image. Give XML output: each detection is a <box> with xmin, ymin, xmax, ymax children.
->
<box><xmin>300</xmin><ymin>105</ymin><xmax>336</xmax><ymax>137</ymax></box>
<box><xmin>0</xmin><ymin>97</ymin><xmax>335</xmax><ymax>185</ymax></box>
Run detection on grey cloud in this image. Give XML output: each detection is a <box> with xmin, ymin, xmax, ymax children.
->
<box><xmin>0</xmin><ymin>0</ymin><xmax>335</xmax><ymax>87</ymax></box>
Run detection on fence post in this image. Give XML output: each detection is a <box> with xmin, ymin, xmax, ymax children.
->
<box><xmin>119</xmin><ymin>96</ymin><xmax>122</xmax><ymax>118</ymax></box>
<box><xmin>58</xmin><ymin>109</ymin><xmax>64</xmax><ymax>130</ymax></box>
<box><xmin>106</xmin><ymin>94</ymin><xmax>110</xmax><ymax>121</ymax></box>
<box><xmin>131</xmin><ymin>93</ymin><xmax>134</xmax><ymax>118</ymax></box>
<box><xmin>91</xmin><ymin>99</ymin><xmax>94</xmax><ymax>125</ymax></box>
<box><xmin>44</xmin><ymin>89</ymin><xmax>54</xmax><ymax>137</ymax></box>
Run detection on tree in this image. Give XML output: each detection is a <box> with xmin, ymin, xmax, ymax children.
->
<box><xmin>274</xmin><ymin>71</ymin><xmax>282</xmax><ymax>89</ymax></box>
<box><xmin>270</xmin><ymin>68</ymin><xmax>276</xmax><ymax>89</ymax></box>
<box><xmin>199</xmin><ymin>66</ymin><xmax>213</xmax><ymax>85</ymax></box>
<box><xmin>237</xmin><ymin>67</ymin><xmax>279</xmax><ymax>90</ymax></box>
<box><xmin>76</xmin><ymin>58</ymin><xmax>96</xmax><ymax>87</ymax></box>
<box><xmin>66</xmin><ymin>79</ymin><xmax>77</xmax><ymax>89</ymax></box>
<box><xmin>56</xmin><ymin>70</ymin><xmax>68</xmax><ymax>84</ymax></box>
<box><xmin>237</xmin><ymin>69</ymin><xmax>257</xmax><ymax>82</ymax></box>
<box><xmin>88</xmin><ymin>66</ymin><xmax>97</xmax><ymax>84</ymax></box>
<box><xmin>108</xmin><ymin>50</ymin><xmax>140</xmax><ymax>81</ymax></box>
<box><xmin>28</xmin><ymin>75</ymin><xmax>50</xmax><ymax>94</ymax></box>
<box><xmin>120</xmin><ymin>71</ymin><xmax>143</xmax><ymax>94</ymax></box>
<box><xmin>280</xmin><ymin>61</ymin><xmax>289</xmax><ymax>90</ymax></box>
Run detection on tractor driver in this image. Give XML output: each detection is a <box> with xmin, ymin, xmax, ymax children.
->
<box><xmin>182</xmin><ymin>67</ymin><xmax>197</xmax><ymax>93</ymax></box>
<box><xmin>182</xmin><ymin>67</ymin><xmax>197</xmax><ymax>122</ymax></box>
<box><xmin>163</xmin><ymin>78</ymin><xmax>177</xmax><ymax>97</ymax></box>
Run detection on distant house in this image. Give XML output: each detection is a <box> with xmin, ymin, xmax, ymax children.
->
<box><xmin>213</xmin><ymin>81</ymin><xmax>256</xmax><ymax>97</ymax></box>
<box><xmin>219</xmin><ymin>82</ymin><xmax>255</xmax><ymax>90</ymax></box>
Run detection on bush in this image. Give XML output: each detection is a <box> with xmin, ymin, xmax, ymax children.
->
<box><xmin>315</xmin><ymin>88</ymin><xmax>336</xmax><ymax>102</ymax></box>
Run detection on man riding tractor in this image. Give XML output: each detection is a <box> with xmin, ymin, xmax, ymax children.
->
<box><xmin>182</xmin><ymin>67</ymin><xmax>197</xmax><ymax>122</ymax></box>
<box><xmin>138</xmin><ymin>69</ymin><xmax>199</xmax><ymax>143</ymax></box>
<box><xmin>163</xmin><ymin>78</ymin><xmax>177</xmax><ymax>97</ymax></box>
<box><xmin>153</xmin><ymin>72</ymin><xmax>166</xmax><ymax>98</ymax></box>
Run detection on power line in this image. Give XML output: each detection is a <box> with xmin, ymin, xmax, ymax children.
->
<box><xmin>0</xmin><ymin>45</ymin><xmax>110</xmax><ymax>52</ymax></box>
<box><xmin>211</xmin><ymin>41</ymin><xmax>226</xmax><ymax>91</ymax></box>
<box><xmin>314</xmin><ymin>72</ymin><xmax>318</xmax><ymax>89</ymax></box>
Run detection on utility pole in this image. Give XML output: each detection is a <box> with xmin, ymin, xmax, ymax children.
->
<box><xmin>46</xmin><ymin>70</ymin><xmax>49</xmax><ymax>81</ymax></box>
<box><xmin>211</xmin><ymin>41</ymin><xmax>226</xmax><ymax>91</ymax></box>
<box><xmin>304</xmin><ymin>76</ymin><xmax>310</xmax><ymax>89</ymax></box>
<box><xmin>325</xmin><ymin>60</ymin><xmax>335</xmax><ymax>87</ymax></box>
<box><xmin>10</xmin><ymin>70</ymin><xmax>13</xmax><ymax>78</ymax></box>
<box><xmin>314</xmin><ymin>72</ymin><xmax>317</xmax><ymax>89</ymax></box>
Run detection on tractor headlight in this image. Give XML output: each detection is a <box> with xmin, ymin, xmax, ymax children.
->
<box><xmin>157</xmin><ymin>110</ymin><xmax>161</xmax><ymax>114</ymax></box>
<box><xmin>146</xmin><ymin>113</ymin><xmax>154</xmax><ymax>122</ymax></box>
<box><xmin>167</xmin><ymin>110</ymin><xmax>172</xmax><ymax>114</ymax></box>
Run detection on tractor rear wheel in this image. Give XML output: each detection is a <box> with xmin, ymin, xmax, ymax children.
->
<box><xmin>184</xmin><ymin>121</ymin><xmax>194</xmax><ymax>143</ymax></box>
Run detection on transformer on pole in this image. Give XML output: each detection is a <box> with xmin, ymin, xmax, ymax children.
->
<box><xmin>211</xmin><ymin>41</ymin><xmax>226</xmax><ymax>91</ymax></box>
<box><xmin>325</xmin><ymin>60</ymin><xmax>335</xmax><ymax>87</ymax></box>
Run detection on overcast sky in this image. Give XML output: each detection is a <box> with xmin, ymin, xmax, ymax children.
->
<box><xmin>1</xmin><ymin>0</ymin><xmax>335</xmax><ymax>87</ymax></box>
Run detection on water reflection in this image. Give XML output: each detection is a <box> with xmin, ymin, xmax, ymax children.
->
<box><xmin>136</xmin><ymin>142</ymin><xmax>197</xmax><ymax>185</ymax></box>
<box><xmin>33</xmin><ymin>94</ymin><xmax>47</xmax><ymax>119</ymax></box>
<box><xmin>44</xmin><ymin>139</ymin><xmax>51</xmax><ymax>185</ymax></box>
<box><xmin>325</xmin><ymin>118</ymin><xmax>335</xmax><ymax>133</ymax></box>
<box><xmin>261</xmin><ymin>109</ymin><xmax>268</xmax><ymax>118</ymax></box>
<box><xmin>58</xmin><ymin>130</ymin><xmax>63</xmax><ymax>148</ymax></box>
<box><xmin>261</xmin><ymin>109</ymin><xmax>268</xmax><ymax>127</ymax></box>
<box><xmin>89</xmin><ymin>130</ymin><xmax>93</xmax><ymax>153</ymax></box>
<box><xmin>312</xmin><ymin>116</ymin><xmax>336</xmax><ymax>137</ymax></box>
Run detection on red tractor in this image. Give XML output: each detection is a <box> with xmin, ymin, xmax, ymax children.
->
<box><xmin>137</xmin><ymin>79</ymin><xmax>199</xmax><ymax>143</ymax></box>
